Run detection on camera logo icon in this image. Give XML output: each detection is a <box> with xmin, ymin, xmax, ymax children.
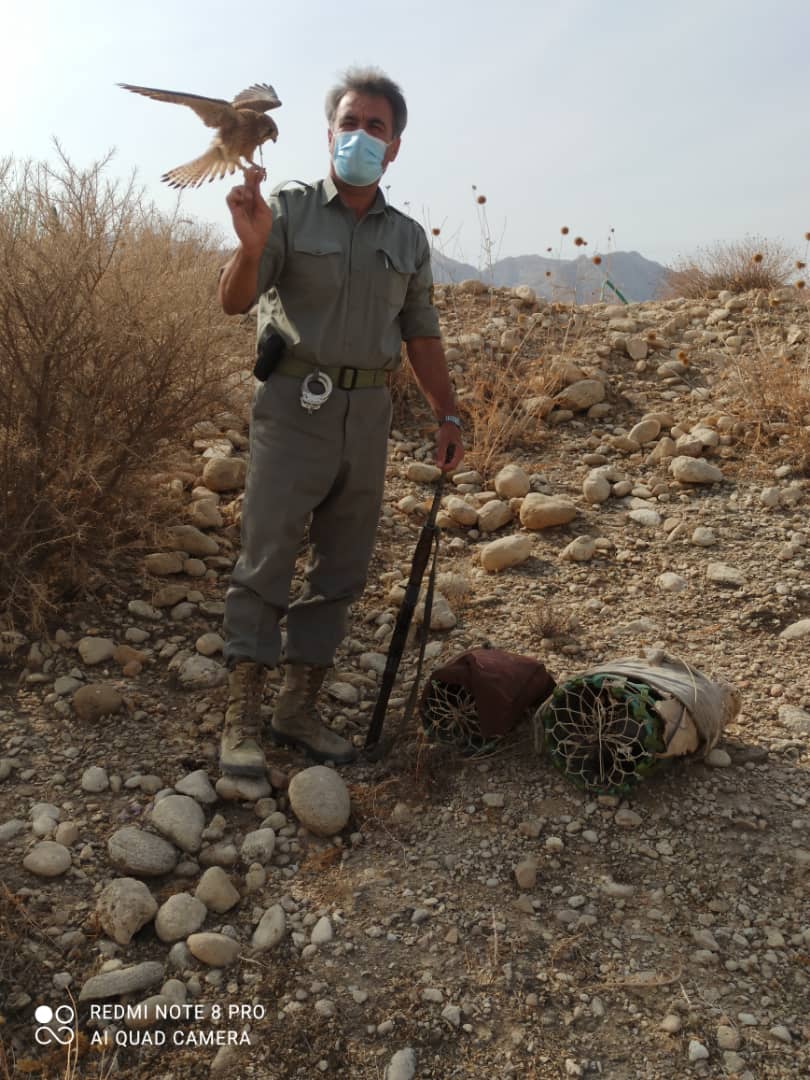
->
<box><xmin>34</xmin><ymin>1004</ymin><xmax>76</xmax><ymax>1046</ymax></box>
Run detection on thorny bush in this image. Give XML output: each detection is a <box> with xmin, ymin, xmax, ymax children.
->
<box><xmin>0</xmin><ymin>149</ymin><xmax>247</xmax><ymax>629</ymax></box>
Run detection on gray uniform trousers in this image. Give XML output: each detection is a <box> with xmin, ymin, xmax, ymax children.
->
<box><xmin>223</xmin><ymin>372</ymin><xmax>392</xmax><ymax>669</ymax></box>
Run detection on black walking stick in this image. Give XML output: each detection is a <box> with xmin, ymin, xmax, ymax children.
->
<box><xmin>365</xmin><ymin>448</ymin><xmax>453</xmax><ymax>755</ymax></box>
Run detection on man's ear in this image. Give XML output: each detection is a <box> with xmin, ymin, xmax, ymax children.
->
<box><xmin>383</xmin><ymin>136</ymin><xmax>401</xmax><ymax>170</ymax></box>
<box><xmin>327</xmin><ymin>127</ymin><xmax>334</xmax><ymax>151</ymax></box>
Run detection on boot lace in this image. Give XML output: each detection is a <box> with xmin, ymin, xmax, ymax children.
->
<box><xmin>233</xmin><ymin>663</ymin><xmax>264</xmax><ymax>740</ymax></box>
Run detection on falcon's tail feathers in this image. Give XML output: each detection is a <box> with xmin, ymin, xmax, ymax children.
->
<box><xmin>161</xmin><ymin>147</ymin><xmax>238</xmax><ymax>190</ymax></box>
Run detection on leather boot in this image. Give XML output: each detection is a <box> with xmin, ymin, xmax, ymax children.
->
<box><xmin>219</xmin><ymin>661</ymin><xmax>267</xmax><ymax>776</ymax></box>
<box><xmin>269</xmin><ymin>663</ymin><xmax>357</xmax><ymax>764</ymax></box>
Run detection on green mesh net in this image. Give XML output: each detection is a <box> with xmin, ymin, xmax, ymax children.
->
<box><xmin>535</xmin><ymin>673</ymin><xmax>669</xmax><ymax>795</ymax></box>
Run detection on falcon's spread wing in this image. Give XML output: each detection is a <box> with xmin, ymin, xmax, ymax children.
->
<box><xmin>231</xmin><ymin>84</ymin><xmax>282</xmax><ymax>112</ymax></box>
<box><xmin>118</xmin><ymin>84</ymin><xmax>237</xmax><ymax>129</ymax></box>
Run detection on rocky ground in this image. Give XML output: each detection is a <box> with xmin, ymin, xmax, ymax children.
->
<box><xmin>1</xmin><ymin>283</ymin><xmax>809</xmax><ymax>1080</ymax></box>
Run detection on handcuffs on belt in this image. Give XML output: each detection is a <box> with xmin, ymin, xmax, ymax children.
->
<box><xmin>300</xmin><ymin>370</ymin><xmax>333</xmax><ymax>413</ymax></box>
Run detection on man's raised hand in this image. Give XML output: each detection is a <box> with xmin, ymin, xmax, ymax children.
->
<box><xmin>226</xmin><ymin>166</ymin><xmax>273</xmax><ymax>259</ymax></box>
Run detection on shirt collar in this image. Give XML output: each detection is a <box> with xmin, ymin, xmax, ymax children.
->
<box><xmin>321</xmin><ymin>176</ymin><xmax>387</xmax><ymax>216</ymax></box>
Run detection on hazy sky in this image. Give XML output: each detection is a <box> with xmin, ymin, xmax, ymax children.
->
<box><xmin>4</xmin><ymin>0</ymin><xmax>808</xmax><ymax>267</ymax></box>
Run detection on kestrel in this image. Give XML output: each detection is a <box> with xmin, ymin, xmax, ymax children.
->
<box><xmin>119</xmin><ymin>82</ymin><xmax>282</xmax><ymax>189</ymax></box>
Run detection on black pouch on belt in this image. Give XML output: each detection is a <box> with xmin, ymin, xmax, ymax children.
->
<box><xmin>254</xmin><ymin>328</ymin><xmax>285</xmax><ymax>381</ymax></box>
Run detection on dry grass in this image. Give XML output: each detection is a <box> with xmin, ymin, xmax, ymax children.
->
<box><xmin>0</xmin><ymin>148</ymin><xmax>247</xmax><ymax>630</ymax></box>
<box><xmin>722</xmin><ymin>330</ymin><xmax>810</xmax><ymax>471</ymax></box>
<box><xmin>663</xmin><ymin>236</ymin><xmax>795</xmax><ymax>297</ymax></box>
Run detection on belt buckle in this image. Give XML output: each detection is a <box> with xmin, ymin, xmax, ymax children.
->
<box><xmin>300</xmin><ymin>370</ymin><xmax>333</xmax><ymax>413</ymax></box>
<box><xmin>337</xmin><ymin>366</ymin><xmax>358</xmax><ymax>390</ymax></box>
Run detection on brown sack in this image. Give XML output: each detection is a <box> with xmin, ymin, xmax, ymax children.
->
<box><xmin>421</xmin><ymin>647</ymin><xmax>556</xmax><ymax>738</ymax></box>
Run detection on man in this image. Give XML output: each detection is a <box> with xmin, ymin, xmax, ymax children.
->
<box><xmin>217</xmin><ymin>67</ymin><xmax>463</xmax><ymax>777</ymax></box>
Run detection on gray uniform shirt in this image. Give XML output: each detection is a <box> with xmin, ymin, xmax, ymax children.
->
<box><xmin>254</xmin><ymin>176</ymin><xmax>441</xmax><ymax>370</ymax></box>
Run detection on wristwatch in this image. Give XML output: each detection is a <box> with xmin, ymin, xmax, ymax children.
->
<box><xmin>440</xmin><ymin>414</ymin><xmax>462</xmax><ymax>430</ymax></box>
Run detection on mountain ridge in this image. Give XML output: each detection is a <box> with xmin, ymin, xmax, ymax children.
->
<box><xmin>430</xmin><ymin>248</ymin><xmax>669</xmax><ymax>303</ymax></box>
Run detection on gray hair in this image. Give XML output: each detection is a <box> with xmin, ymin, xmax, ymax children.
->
<box><xmin>325</xmin><ymin>67</ymin><xmax>408</xmax><ymax>138</ymax></box>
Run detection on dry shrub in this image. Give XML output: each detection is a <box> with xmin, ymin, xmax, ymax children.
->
<box><xmin>0</xmin><ymin>149</ymin><xmax>247</xmax><ymax>628</ymax></box>
<box><xmin>663</xmin><ymin>236</ymin><xmax>795</xmax><ymax>298</ymax></box>
<box><xmin>723</xmin><ymin>336</ymin><xmax>810</xmax><ymax>471</ymax></box>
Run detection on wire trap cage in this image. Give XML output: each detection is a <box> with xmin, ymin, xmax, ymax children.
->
<box><xmin>419</xmin><ymin>647</ymin><xmax>556</xmax><ymax>757</ymax></box>
<box><xmin>533</xmin><ymin>652</ymin><xmax>741</xmax><ymax>796</ymax></box>
<box><xmin>535</xmin><ymin>673</ymin><xmax>668</xmax><ymax>794</ymax></box>
<box><xmin>420</xmin><ymin>678</ymin><xmax>501</xmax><ymax>755</ymax></box>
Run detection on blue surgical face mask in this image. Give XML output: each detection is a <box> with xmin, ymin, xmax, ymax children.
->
<box><xmin>331</xmin><ymin>129</ymin><xmax>388</xmax><ymax>187</ymax></box>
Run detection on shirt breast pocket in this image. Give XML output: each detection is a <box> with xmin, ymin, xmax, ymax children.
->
<box><xmin>290</xmin><ymin>236</ymin><xmax>344</xmax><ymax>296</ymax></box>
<box><xmin>376</xmin><ymin>247</ymin><xmax>416</xmax><ymax>313</ymax></box>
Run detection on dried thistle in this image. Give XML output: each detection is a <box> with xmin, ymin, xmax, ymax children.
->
<box><xmin>545</xmin><ymin>271</ymin><xmax>551</xmax><ymax>278</ymax></box>
<box><xmin>805</xmin><ymin>232</ymin><xmax>810</xmax><ymax>242</ymax></box>
<box><xmin>752</xmin><ymin>252</ymin><xmax>764</xmax><ymax>264</ymax></box>
<box><xmin>677</xmin><ymin>349</ymin><xmax>689</xmax><ymax>365</ymax></box>
<box><xmin>797</xmin><ymin>280</ymin><xmax>807</xmax><ymax>290</ymax></box>
<box><xmin>592</xmin><ymin>255</ymin><xmax>602</xmax><ymax>265</ymax></box>
<box><xmin>574</xmin><ymin>236</ymin><xmax>586</xmax><ymax>246</ymax></box>
<box><xmin>431</xmin><ymin>227</ymin><xmax>441</xmax><ymax>236</ymax></box>
<box><xmin>476</xmin><ymin>195</ymin><xmax>487</xmax><ymax>205</ymax></box>
<box><xmin>797</xmin><ymin>261</ymin><xmax>806</xmax><ymax>270</ymax></box>
<box><xmin>560</xmin><ymin>226</ymin><xmax>569</xmax><ymax>235</ymax></box>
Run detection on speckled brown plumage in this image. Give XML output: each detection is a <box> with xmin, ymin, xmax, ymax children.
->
<box><xmin>119</xmin><ymin>82</ymin><xmax>281</xmax><ymax>189</ymax></box>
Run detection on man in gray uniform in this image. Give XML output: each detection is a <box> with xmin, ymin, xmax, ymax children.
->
<box><xmin>217</xmin><ymin>67</ymin><xmax>463</xmax><ymax>776</ymax></box>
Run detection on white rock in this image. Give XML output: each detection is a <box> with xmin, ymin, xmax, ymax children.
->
<box><xmin>176</xmin><ymin>655</ymin><xmax>227</xmax><ymax>689</ymax></box>
<box><xmin>760</xmin><ymin>486</ymin><xmax>781</xmax><ymax>507</ymax></box>
<box><xmin>186</xmin><ymin>932</ymin><xmax>240</xmax><ymax>967</ymax></box>
<box><xmin>706</xmin><ymin>562</ymin><xmax>745</xmax><ymax>587</ymax></box>
<box><xmin>107</xmin><ymin>827</ymin><xmax>178</xmax><ymax>877</ymax></box>
<box><xmin>688</xmin><ymin>1039</ymin><xmax>709</xmax><ymax>1062</ymax></box>
<box><xmin>494</xmin><ymin>464</ymin><xmax>530</xmax><ymax>498</ymax></box>
<box><xmin>582</xmin><ymin>470</ymin><xmax>611</xmax><ymax>504</ymax></box>
<box><xmin>288</xmin><ymin>767</ymin><xmax>351</xmax><ymax>837</ymax></box>
<box><xmin>187</xmin><ymin>499</ymin><xmax>223</xmax><ymax>529</ymax></box>
<box><xmin>195</xmin><ymin>867</ymin><xmax>240</xmax><ymax>913</ymax></box>
<box><xmin>150</xmin><ymin>795</ymin><xmax>205</xmax><ymax>854</ymax></box>
<box><xmin>251</xmin><ymin>904</ymin><xmax>287</xmax><ymax>950</ymax></box>
<box><xmin>656</xmin><ymin>572</ymin><xmax>688</xmax><ymax>592</ymax></box>
<box><xmin>628</xmin><ymin>508</ymin><xmax>661</xmax><ymax>527</ymax></box>
<box><xmin>706</xmin><ymin>748</ymin><xmax>732</xmax><ymax>768</ymax></box>
<box><xmin>310</xmin><ymin>916</ymin><xmax>334</xmax><ymax>945</ymax></box>
<box><xmin>520</xmin><ymin>494</ymin><xmax>577</xmax><ymax>529</ymax></box>
<box><xmin>415</xmin><ymin>591</ymin><xmax>456</xmax><ymax>631</ymax></box>
<box><xmin>480</xmin><ymin>534</ymin><xmax>533</xmax><ymax>572</ymax></box>
<box><xmin>165</xmin><ymin>525</ymin><xmax>219</xmax><ymax>557</ymax></box>
<box><xmin>77</xmin><ymin>637</ymin><xmax>116</xmax><ymax>665</ymax></box>
<box><xmin>779</xmin><ymin>618</ymin><xmax>810</xmax><ymax>641</ymax></box>
<box><xmin>23</xmin><ymin>841</ymin><xmax>71</xmax><ymax>877</ymax></box>
<box><xmin>476</xmin><ymin>499</ymin><xmax>513</xmax><ymax>532</ymax></box>
<box><xmin>671</xmin><ymin>457</ymin><xmax>724</xmax><ymax>484</ymax></box>
<box><xmin>215</xmin><ymin>775</ymin><xmax>272</xmax><ymax>801</ymax></box>
<box><xmin>79</xmin><ymin>962</ymin><xmax>165</xmax><ymax>1002</ymax></box>
<box><xmin>327</xmin><ymin>681</ymin><xmax>360</xmax><ymax>705</ymax></box>
<box><xmin>445</xmin><ymin>496</ymin><xmax>478</xmax><ymax>526</ymax></box>
<box><xmin>202</xmin><ymin>457</ymin><xmax>246</xmax><ymax>493</ymax></box>
<box><xmin>154</xmin><ymin>893</ymin><xmax>207</xmax><ymax>942</ymax></box>
<box><xmin>560</xmin><ymin>536</ymin><xmax>596</xmax><ymax>562</ymax></box>
<box><xmin>385</xmin><ymin>1047</ymin><xmax>417</xmax><ymax>1080</ymax></box>
<box><xmin>778</xmin><ymin>704</ymin><xmax>810</xmax><ymax>733</ymax></box>
<box><xmin>97</xmin><ymin>878</ymin><xmax>158</xmax><ymax>945</ymax></box>
<box><xmin>195</xmin><ymin>633</ymin><xmax>224</xmax><ymax>657</ymax></box>
<box><xmin>406</xmin><ymin>462</ymin><xmax>442</xmax><ymax>483</ymax></box>
<box><xmin>81</xmin><ymin>766</ymin><xmax>109</xmax><ymax>793</ymax></box>
<box><xmin>716</xmin><ymin>1025</ymin><xmax>740</xmax><ymax>1050</ymax></box>
<box><xmin>554</xmin><ymin>379</ymin><xmax>606</xmax><ymax>412</ymax></box>
<box><xmin>240</xmin><ymin>828</ymin><xmax>277</xmax><ymax>862</ymax></box>
<box><xmin>691</xmin><ymin>526</ymin><xmax>717</xmax><ymax>546</ymax></box>
<box><xmin>629</xmin><ymin>418</ymin><xmax>660</xmax><ymax>444</ymax></box>
<box><xmin>175</xmin><ymin>770</ymin><xmax>218</xmax><ymax>804</ymax></box>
